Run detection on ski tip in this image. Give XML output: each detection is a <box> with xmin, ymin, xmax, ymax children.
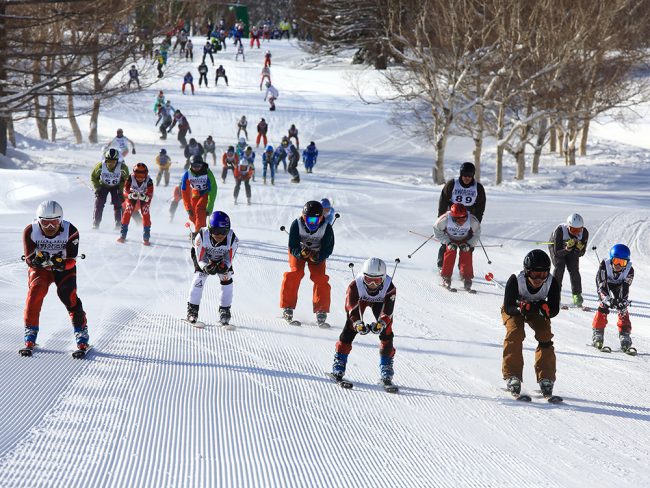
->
<box><xmin>546</xmin><ymin>395</ymin><xmax>564</xmax><ymax>403</ymax></box>
<box><xmin>318</xmin><ymin>323</ymin><xmax>331</xmax><ymax>329</ymax></box>
<box><xmin>516</xmin><ymin>394</ymin><xmax>532</xmax><ymax>402</ymax></box>
<box><xmin>19</xmin><ymin>348</ymin><xmax>33</xmax><ymax>357</ymax></box>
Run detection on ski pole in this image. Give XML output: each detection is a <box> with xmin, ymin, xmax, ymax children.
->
<box><xmin>348</xmin><ymin>262</ymin><xmax>355</xmax><ymax>280</ymax></box>
<box><xmin>331</xmin><ymin>213</ymin><xmax>341</xmax><ymax>226</ymax></box>
<box><xmin>478</xmin><ymin>238</ymin><xmax>492</xmax><ymax>265</ymax></box>
<box><xmin>21</xmin><ymin>253</ymin><xmax>86</xmax><ymax>261</ymax></box>
<box><xmin>484</xmin><ymin>272</ymin><xmax>504</xmax><ymax>289</ymax></box>
<box><xmin>279</xmin><ymin>225</ymin><xmax>289</xmax><ymax>235</ymax></box>
<box><xmin>534</xmin><ymin>241</ymin><xmax>553</xmax><ymax>245</ymax></box>
<box><xmin>592</xmin><ymin>246</ymin><xmax>601</xmax><ymax>262</ymax></box>
<box><xmin>408</xmin><ymin>229</ymin><xmax>431</xmax><ymax>239</ymax></box>
<box><xmin>407</xmin><ymin>234</ymin><xmax>435</xmax><ymax>259</ymax></box>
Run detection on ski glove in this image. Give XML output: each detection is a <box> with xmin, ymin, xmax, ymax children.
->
<box><xmin>612</xmin><ymin>298</ymin><xmax>630</xmax><ymax>311</ymax></box>
<box><xmin>459</xmin><ymin>243</ymin><xmax>471</xmax><ymax>252</ymax></box>
<box><xmin>601</xmin><ymin>296</ymin><xmax>613</xmax><ymax>308</ymax></box>
<box><xmin>369</xmin><ymin>320</ymin><xmax>387</xmax><ymax>334</ymax></box>
<box><xmin>203</xmin><ymin>262</ymin><xmax>219</xmax><ymax>275</ymax></box>
<box><xmin>575</xmin><ymin>241</ymin><xmax>585</xmax><ymax>251</ymax></box>
<box><xmin>447</xmin><ymin>243</ymin><xmax>459</xmax><ymax>252</ymax></box>
<box><xmin>565</xmin><ymin>239</ymin><xmax>576</xmax><ymax>250</ymax></box>
<box><xmin>31</xmin><ymin>251</ymin><xmax>50</xmax><ymax>268</ymax></box>
<box><xmin>52</xmin><ymin>253</ymin><xmax>66</xmax><ymax>272</ymax></box>
<box><xmin>187</xmin><ymin>209</ymin><xmax>194</xmax><ymax>218</ymax></box>
<box><xmin>354</xmin><ymin>320</ymin><xmax>369</xmax><ymax>335</ymax></box>
<box><xmin>537</xmin><ymin>302</ymin><xmax>551</xmax><ymax>319</ymax></box>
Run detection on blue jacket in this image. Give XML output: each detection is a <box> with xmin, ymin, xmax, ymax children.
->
<box><xmin>302</xmin><ymin>146</ymin><xmax>318</xmax><ymax>163</ymax></box>
<box><xmin>262</xmin><ymin>152</ymin><xmax>276</xmax><ymax>166</ymax></box>
<box><xmin>184</xmin><ymin>73</ymin><xmax>193</xmax><ymax>83</ymax></box>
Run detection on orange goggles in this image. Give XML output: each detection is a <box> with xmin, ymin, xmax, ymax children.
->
<box><xmin>363</xmin><ymin>275</ymin><xmax>383</xmax><ymax>287</ymax></box>
<box><xmin>612</xmin><ymin>257</ymin><xmax>628</xmax><ymax>267</ymax></box>
<box><xmin>528</xmin><ymin>271</ymin><xmax>549</xmax><ymax>280</ymax></box>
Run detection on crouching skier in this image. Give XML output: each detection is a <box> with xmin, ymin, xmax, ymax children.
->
<box><xmin>186</xmin><ymin>211</ymin><xmax>239</xmax><ymax>328</ymax></box>
<box><xmin>330</xmin><ymin>258</ymin><xmax>399</xmax><ymax>393</ymax></box>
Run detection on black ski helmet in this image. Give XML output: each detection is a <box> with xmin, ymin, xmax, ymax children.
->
<box><xmin>302</xmin><ymin>200</ymin><xmax>323</xmax><ymax>218</ymax></box>
<box><xmin>523</xmin><ymin>249</ymin><xmax>551</xmax><ymax>273</ymax></box>
<box><xmin>460</xmin><ymin>162</ymin><xmax>475</xmax><ymax>177</ymax></box>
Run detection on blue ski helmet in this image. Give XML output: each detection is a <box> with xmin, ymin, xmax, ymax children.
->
<box><xmin>320</xmin><ymin>198</ymin><xmax>331</xmax><ymax>210</ymax></box>
<box><xmin>209</xmin><ymin>211</ymin><xmax>231</xmax><ymax>236</ymax></box>
<box><xmin>266</xmin><ymin>145</ymin><xmax>274</xmax><ymax>152</ymax></box>
<box><xmin>609</xmin><ymin>244</ymin><xmax>630</xmax><ymax>261</ymax></box>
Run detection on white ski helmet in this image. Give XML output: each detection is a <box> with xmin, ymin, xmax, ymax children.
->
<box><xmin>36</xmin><ymin>200</ymin><xmax>63</xmax><ymax>227</ymax></box>
<box><xmin>566</xmin><ymin>213</ymin><xmax>584</xmax><ymax>228</ymax></box>
<box><xmin>362</xmin><ymin>257</ymin><xmax>386</xmax><ymax>289</ymax></box>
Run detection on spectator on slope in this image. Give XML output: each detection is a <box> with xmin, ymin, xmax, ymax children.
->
<box><xmin>436</xmin><ymin>162</ymin><xmax>486</xmax><ymax>270</ymax></box>
<box><xmin>264</xmin><ymin>81</ymin><xmax>279</xmax><ymax>111</ymax></box>
<box><xmin>182</xmin><ymin>71</ymin><xmax>195</xmax><ymax>95</ymax></box>
<box><xmin>154</xmin><ymin>148</ymin><xmax>172</xmax><ymax>187</ymax></box>
<box><xmin>168</xmin><ymin>109</ymin><xmax>192</xmax><ymax>148</ymax></box>
<box><xmin>127</xmin><ymin>65</ymin><xmax>140</xmax><ymax>89</ymax></box>
<box><xmin>91</xmin><ymin>148</ymin><xmax>129</xmax><ymax>229</ymax></box>
<box><xmin>105</xmin><ymin>128</ymin><xmax>136</xmax><ymax>160</ymax></box>
<box><xmin>181</xmin><ymin>155</ymin><xmax>218</xmax><ymax>239</ymax></box>
<box><xmin>21</xmin><ymin>200</ymin><xmax>89</xmax><ymax>356</ymax></box>
<box><xmin>215</xmin><ymin>65</ymin><xmax>229</xmax><ymax>86</ymax></box>
<box><xmin>117</xmin><ymin>163</ymin><xmax>154</xmax><ymax>246</ymax></box>
<box><xmin>221</xmin><ymin>145</ymin><xmax>239</xmax><ymax>183</ymax></box>
<box><xmin>548</xmin><ymin>213</ymin><xmax>589</xmax><ymax>307</ymax></box>
<box><xmin>198</xmin><ymin>62</ymin><xmax>209</xmax><ymax>87</ymax></box>
<box><xmin>501</xmin><ymin>250</ymin><xmax>561</xmax><ymax>400</ymax></box>
<box><xmin>330</xmin><ymin>258</ymin><xmax>398</xmax><ymax>390</ymax></box>
<box><xmin>186</xmin><ymin>211</ymin><xmax>239</xmax><ymax>328</ymax></box>
<box><xmin>302</xmin><ymin>141</ymin><xmax>318</xmax><ymax>173</ymax></box>
<box><xmin>256</xmin><ymin>117</ymin><xmax>268</xmax><ymax>147</ymax></box>
<box><xmin>432</xmin><ymin>203</ymin><xmax>481</xmax><ymax>292</ymax></box>
<box><xmin>203</xmin><ymin>135</ymin><xmax>217</xmax><ymax>165</ymax></box>
<box><xmin>259</xmin><ymin>65</ymin><xmax>271</xmax><ymax>91</ymax></box>
<box><xmin>237</xmin><ymin>115</ymin><xmax>248</xmax><ymax>139</ymax></box>
<box><xmin>184</xmin><ymin>138</ymin><xmax>205</xmax><ymax>170</ymax></box>
<box><xmin>591</xmin><ymin>244</ymin><xmax>636</xmax><ymax>354</ymax></box>
<box><xmin>280</xmin><ymin>200</ymin><xmax>335</xmax><ymax>327</ymax></box>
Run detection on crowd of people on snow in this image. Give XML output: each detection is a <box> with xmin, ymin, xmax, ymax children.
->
<box><xmin>18</xmin><ymin>18</ymin><xmax>638</xmax><ymax>399</ymax></box>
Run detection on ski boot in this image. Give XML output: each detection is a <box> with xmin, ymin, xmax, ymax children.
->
<box><xmin>187</xmin><ymin>303</ymin><xmax>199</xmax><ymax>324</ymax></box>
<box><xmin>619</xmin><ymin>332</ymin><xmax>633</xmax><ymax>352</ymax></box>
<box><xmin>506</xmin><ymin>376</ymin><xmax>521</xmax><ymax>395</ymax></box>
<box><xmin>380</xmin><ymin>356</ymin><xmax>398</xmax><ymax>392</ymax></box>
<box><xmin>316</xmin><ymin>312</ymin><xmax>328</xmax><ymax>328</ymax></box>
<box><xmin>263</xmin><ymin>177</ymin><xmax>267</xmax><ymax>185</ymax></box>
<box><xmin>219</xmin><ymin>306</ymin><xmax>231</xmax><ymax>326</ymax></box>
<box><xmin>539</xmin><ymin>378</ymin><xmax>554</xmax><ymax>398</ymax></box>
<box><xmin>143</xmin><ymin>226</ymin><xmax>151</xmax><ymax>246</ymax></box>
<box><xmin>592</xmin><ymin>328</ymin><xmax>605</xmax><ymax>349</ymax></box>
<box><xmin>247</xmin><ymin>197</ymin><xmax>251</xmax><ymax>206</ymax></box>
<box><xmin>271</xmin><ymin>178</ymin><xmax>275</xmax><ymax>186</ymax></box>
<box><xmin>72</xmin><ymin>326</ymin><xmax>90</xmax><ymax>358</ymax></box>
<box><xmin>92</xmin><ymin>221</ymin><xmax>99</xmax><ymax>230</ymax></box>
<box><xmin>441</xmin><ymin>276</ymin><xmax>452</xmax><ymax>289</ymax></box>
<box><xmin>573</xmin><ymin>293</ymin><xmax>584</xmax><ymax>307</ymax></box>
<box><xmin>282</xmin><ymin>308</ymin><xmax>294</xmax><ymax>322</ymax></box>
<box><xmin>331</xmin><ymin>352</ymin><xmax>348</xmax><ymax>381</ymax></box>
<box><xmin>233</xmin><ymin>198</ymin><xmax>238</xmax><ymax>205</ymax></box>
<box><xmin>463</xmin><ymin>279</ymin><xmax>473</xmax><ymax>291</ymax></box>
<box><xmin>20</xmin><ymin>326</ymin><xmax>39</xmax><ymax>356</ymax></box>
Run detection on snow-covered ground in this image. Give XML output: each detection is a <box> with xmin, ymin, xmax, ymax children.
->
<box><xmin>1</xmin><ymin>39</ymin><xmax>649</xmax><ymax>488</ymax></box>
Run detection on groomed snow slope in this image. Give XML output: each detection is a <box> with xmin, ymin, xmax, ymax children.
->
<box><xmin>0</xmin><ymin>39</ymin><xmax>649</xmax><ymax>488</ymax></box>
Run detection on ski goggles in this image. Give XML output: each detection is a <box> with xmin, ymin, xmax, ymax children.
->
<box><xmin>363</xmin><ymin>275</ymin><xmax>384</xmax><ymax>288</ymax></box>
<box><xmin>568</xmin><ymin>226</ymin><xmax>583</xmax><ymax>235</ymax></box>
<box><xmin>527</xmin><ymin>270</ymin><xmax>549</xmax><ymax>280</ymax></box>
<box><xmin>210</xmin><ymin>227</ymin><xmax>229</xmax><ymax>236</ymax></box>
<box><xmin>305</xmin><ymin>216</ymin><xmax>321</xmax><ymax>229</ymax></box>
<box><xmin>39</xmin><ymin>218</ymin><xmax>60</xmax><ymax>230</ymax></box>
<box><xmin>612</xmin><ymin>257</ymin><xmax>628</xmax><ymax>267</ymax></box>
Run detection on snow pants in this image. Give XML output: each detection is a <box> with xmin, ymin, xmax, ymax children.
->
<box><xmin>233</xmin><ymin>178</ymin><xmax>251</xmax><ymax>200</ymax></box>
<box><xmin>592</xmin><ymin>307</ymin><xmax>631</xmax><ymax>334</ymax></box>
<box><xmin>156</xmin><ymin>168</ymin><xmax>170</xmax><ymax>186</ymax></box>
<box><xmin>199</xmin><ymin>74</ymin><xmax>208</xmax><ymax>87</ymax></box>
<box><xmin>94</xmin><ymin>186</ymin><xmax>122</xmax><ymax>226</ymax></box>
<box><xmin>287</xmin><ymin>156</ymin><xmax>300</xmax><ymax>182</ymax></box>
<box><xmin>256</xmin><ymin>133</ymin><xmax>267</xmax><ymax>147</ymax></box>
<box><xmin>122</xmin><ymin>199</ymin><xmax>151</xmax><ymax>227</ymax></box>
<box><xmin>440</xmin><ymin>247</ymin><xmax>474</xmax><ymax>280</ymax></box>
<box><xmin>263</xmin><ymin>159</ymin><xmax>275</xmax><ymax>181</ymax></box>
<box><xmin>24</xmin><ymin>266</ymin><xmax>86</xmax><ymax>329</ymax></box>
<box><xmin>178</xmin><ymin>128</ymin><xmax>188</xmax><ymax>148</ymax></box>
<box><xmin>336</xmin><ymin>304</ymin><xmax>395</xmax><ymax>359</ymax></box>
<box><xmin>280</xmin><ymin>253</ymin><xmax>330</xmax><ymax>313</ymax></box>
<box><xmin>501</xmin><ymin>307</ymin><xmax>556</xmax><ymax>382</ymax></box>
<box><xmin>551</xmin><ymin>254</ymin><xmax>582</xmax><ymax>295</ymax></box>
<box><xmin>186</xmin><ymin>193</ymin><xmax>209</xmax><ymax>232</ymax></box>
<box><xmin>188</xmin><ymin>270</ymin><xmax>233</xmax><ymax>308</ymax></box>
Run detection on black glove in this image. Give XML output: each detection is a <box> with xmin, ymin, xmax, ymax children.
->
<box><xmin>203</xmin><ymin>262</ymin><xmax>219</xmax><ymax>275</ymax></box>
<box><xmin>132</xmin><ymin>148</ymin><xmax>136</xmax><ymax>155</ymax></box>
<box><xmin>187</xmin><ymin>209</ymin><xmax>194</xmax><ymax>218</ymax></box>
<box><xmin>614</xmin><ymin>298</ymin><xmax>630</xmax><ymax>311</ymax></box>
<box><xmin>52</xmin><ymin>253</ymin><xmax>66</xmax><ymax>272</ymax></box>
<box><xmin>94</xmin><ymin>189</ymin><xmax>100</xmax><ymax>197</ymax></box>
<box><xmin>31</xmin><ymin>251</ymin><xmax>49</xmax><ymax>268</ymax></box>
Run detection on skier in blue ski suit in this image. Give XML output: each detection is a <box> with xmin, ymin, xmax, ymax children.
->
<box><xmin>302</xmin><ymin>142</ymin><xmax>319</xmax><ymax>173</ymax></box>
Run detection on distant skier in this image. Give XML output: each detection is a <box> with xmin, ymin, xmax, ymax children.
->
<box><xmin>237</xmin><ymin>115</ymin><xmax>248</xmax><ymax>139</ymax></box>
<box><xmin>259</xmin><ymin>66</ymin><xmax>271</xmax><ymax>91</ymax></box>
<box><xmin>288</xmin><ymin>124</ymin><xmax>299</xmax><ymax>149</ymax></box>
<box><xmin>264</xmin><ymin>81</ymin><xmax>279</xmax><ymax>111</ymax></box>
<box><xmin>184</xmin><ymin>138</ymin><xmax>205</xmax><ymax>170</ymax></box>
<box><xmin>592</xmin><ymin>244</ymin><xmax>635</xmax><ymax>353</ymax></box>
<box><xmin>182</xmin><ymin>71</ymin><xmax>195</xmax><ymax>95</ymax></box>
<box><xmin>330</xmin><ymin>258</ymin><xmax>398</xmax><ymax>389</ymax></box>
<box><xmin>198</xmin><ymin>62</ymin><xmax>209</xmax><ymax>87</ymax></box>
<box><xmin>235</xmin><ymin>43</ymin><xmax>245</xmax><ymax>62</ymax></box>
<box><xmin>321</xmin><ymin>198</ymin><xmax>336</xmax><ymax>225</ymax></box>
<box><xmin>235</xmin><ymin>137</ymin><xmax>247</xmax><ymax>158</ymax></box>
<box><xmin>502</xmin><ymin>249</ymin><xmax>560</xmax><ymax>400</ymax></box>
<box><xmin>22</xmin><ymin>200</ymin><xmax>89</xmax><ymax>356</ymax></box>
<box><xmin>264</xmin><ymin>50</ymin><xmax>272</xmax><ymax>67</ymax></box>
<box><xmin>185</xmin><ymin>39</ymin><xmax>194</xmax><ymax>61</ymax></box>
<box><xmin>280</xmin><ymin>201</ymin><xmax>335</xmax><ymax>327</ymax></box>
<box><xmin>221</xmin><ymin>145</ymin><xmax>239</xmax><ymax>183</ymax></box>
<box><xmin>286</xmin><ymin>141</ymin><xmax>301</xmax><ymax>183</ymax></box>
<box><xmin>127</xmin><ymin>65</ymin><xmax>140</xmax><ymax>89</ymax></box>
<box><xmin>91</xmin><ymin>148</ymin><xmax>129</xmax><ymax>229</ymax></box>
<box><xmin>181</xmin><ymin>155</ymin><xmax>218</xmax><ymax>238</ymax></box>
<box><xmin>154</xmin><ymin>148</ymin><xmax>172</xmax><ymax>186</ymax></box>
<box><xmin>256</xmin><ymin>118</ymin><xmax>268</xmax><ymax>147</ymax></box>
<box><xmin>202</xmin><ymin>41</ymin><xmax>214</xmax><ymax>65</ymax></box>
<box><xmin>105</xmin><ymin>128</ymin><xmax>136</xmax><ymax>159</ymax></box>
<box><xmin>117</xmin><ymin>163</ymin><xmax>154</xmax><ymax>245</ymax></box>
<box><xmin>156</xmin><ymin>102</ymin><xmax>174</xmax><ymax>140</ymax></box>
<box><xmin>153</xmin><ymin>90</ymin><xmax>165</xmax><ymax>113</ymax></box>
<box><xmin>169</xmin><ymin>109</ymin><xmax>192</xmax><ymax>148</ymax></box>
<box><xmin>302</xmin><ymin>141</ymin><xmax>318</xmax><ymax>173</ymax></box>
<box><xmin>186</xmin><ymin>211</ymin><xmax>239</xmax><ymax>327</ymax></box>
<box><xmin>437</xmin><ymin>162</ymin><xmax>486</xmax><ymax>270</ymax></box>
<box><xmin>215</xmin><ymin>65</ymin><xmax>229</xmax><ymax>86</ymax></box>
<box><xmin>274</xmin><ymin>138</ymin><xmax>289</xmax><ymax>173</ymax></box>
<box><xmin>261</xmin><ymin>144</ymin><xmax>276</xmax><ymax>185</ymax></box>
<box><xmin>154</xmin><ymin>49</ymin><xmax>164</xmax><ymax>78</ymax></box>
<box><xmin>233</xmin><ymin>154</ymin><xmax>254</xmax><ymax>205</ymax></box>
<box><xmin>433</xmin><ymin>203</ymin><xmax>480</xmax><ymax>292</ymax></box>
<box><xmin>203</xmin><ymin>135</ymin><xmax>217</xmax><ymax>165</ymax></box>
<box><xmin>169</xmin><ymin>183</ymin><xmax>182</xmax><ymax>223</ymax></box>
<box><xmin>548</xmin><ymin>213</ymin><xmax>589</xmax><ymax>307</ymax></box>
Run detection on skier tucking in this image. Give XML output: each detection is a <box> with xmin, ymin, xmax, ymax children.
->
<box><xmin>117</xmin><ymin>163</ymin><xmax>154</xmax><ymax>245</ymax></box>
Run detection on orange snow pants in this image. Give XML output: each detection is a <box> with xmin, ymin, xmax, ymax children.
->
<box><xmin>24</xmin><ymin>266</ymin><xmax>86</xmax><ymax>328</ymax></box>
<box><xmin>280</xmin><ymin>252</ymin><xmax>331</xmax><ymax>313</ymax></box>
<box><xmin>440</xmin><ymin>248</ymin><xmax>474</xmax><ymax>280</ymax></box>
<box><xmin>501</xmin><ymin>307</ymin><xmax>556</xmax><ymax>382</ymax></box>
<box><xmin>592</xmin><ymin>309</ymin><xmax>631</xmax><ymax>334</ymax></box>
<box><xmin>187</xmin><ymin>193</ymin><xmax>208</xmax><ymax>231</ymax></box>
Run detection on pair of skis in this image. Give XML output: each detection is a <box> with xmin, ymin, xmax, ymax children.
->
<box><xmin>284</xmin><ymin>316</ymin><xmax>330</xmax><ymax>329</ymax></box>
<box><xmin>591</xmin><ymin>342</ymin><xmax>637</xmax><ymax>356</ymax></box>
<box><xmin>440</xmin><ymin>283</ymin><xmax>477</xmax><ymax>294</ymax></box>
<box><xmin>19</xmin><ymin>345</ymin><xmax>92</xmax><ymax>359</ymax></box>
<box><xmin>327</xmin><ymin>373</ymin><xmax>399</xmax><ymax>393</ymax></box>
<box><xmin>183</xmin><ymin>318</ymin><xmax>236</xmax><ymax>331</ymax></box>
<box><xmin>507</xmin><ymin>389</ymin><xmax>563</xmax><ymax>404</ymax></box>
